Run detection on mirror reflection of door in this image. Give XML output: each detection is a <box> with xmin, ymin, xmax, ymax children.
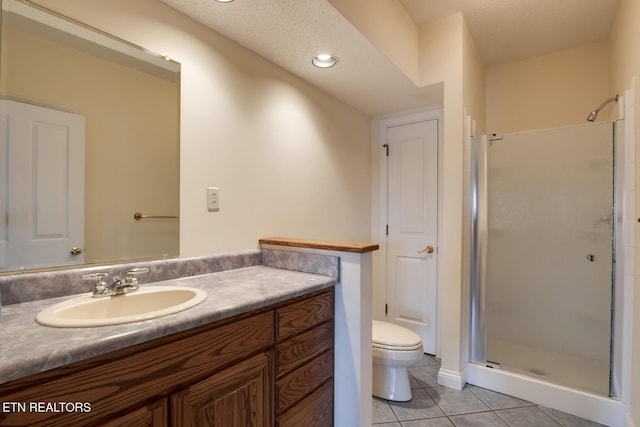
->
<box><xmin>1</xmin><ymin>100</ymin><xmax>85</xmax><ymax>270</ymax></box>
<box><xmin>1</xmin><ymin>0</ymin><xmax>180</xmax><ymax>273</ymax></box>
<box><xmin>385</xmin><ymin>119</ymin><xmax>438</xmax><ymax>354</ymax></box>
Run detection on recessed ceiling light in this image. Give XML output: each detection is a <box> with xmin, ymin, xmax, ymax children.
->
<box><xmin>312</xmin><ymin>54</ymin><xmax>338</xmax><ymax>68</ymax></box>
<box><xmin>215</xmin><ymin>0</ymin><xmax>233</xmax><ymax>2</ymax></box>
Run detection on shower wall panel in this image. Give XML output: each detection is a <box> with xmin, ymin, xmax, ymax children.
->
<box><xmin>485</xmin><ymin>123</ymin><xmax>613</xmax><ymax>395</ymax></box>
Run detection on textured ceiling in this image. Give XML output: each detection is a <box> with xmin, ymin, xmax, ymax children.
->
<box><xmin>399</xmin><ymin>0</ymin><xmax>621</xmax><ymax>67</ymax></box>
<box><xmin>161</xmin><ymin>0</ymin><xmax>620</xmax><ymax>116</ymax></box>
<box><xmin>161</xmin><ymin>0</ymin><xmax>442</xmax><ymax>116</ymax></box>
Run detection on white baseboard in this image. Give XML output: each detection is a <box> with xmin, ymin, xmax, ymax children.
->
<box><xmin>437</xmin><ymin>368</ymin><xmax>465</xmax><ymax>390</ymax></box>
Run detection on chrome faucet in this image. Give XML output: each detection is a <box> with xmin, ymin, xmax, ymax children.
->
<box><xmin>83</xmin><ymin>268</ymin><xmax>149</xmax><ymax>297</ymax></box>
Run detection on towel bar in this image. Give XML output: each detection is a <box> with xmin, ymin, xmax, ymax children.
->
<box><xmin>133</xmin><ymin>212</ymin><xmax>179</xmax><ymax>220</ymax></box>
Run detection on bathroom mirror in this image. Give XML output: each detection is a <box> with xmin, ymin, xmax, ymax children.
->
<box><xmin>0</xmin><ymin>0</ymin><xmax>180</xmax><ymax>273</ymax></box>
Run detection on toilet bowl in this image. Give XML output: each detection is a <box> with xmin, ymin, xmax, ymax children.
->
<box><xmin>372</xmin><ymin>320</ymin><xmax>423</xmax><ymax>401</ymax></box>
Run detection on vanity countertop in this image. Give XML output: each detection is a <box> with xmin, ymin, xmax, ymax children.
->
<box><xmin>0</xmin><ymin>265</ymin><xmax>336</xmax><ymax>385</ymax></box>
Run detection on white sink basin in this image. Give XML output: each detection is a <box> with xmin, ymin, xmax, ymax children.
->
<box><xmin>36</xmin><ymin>286</ymin><xmax>207</xmax><ymax>328</ymax></box>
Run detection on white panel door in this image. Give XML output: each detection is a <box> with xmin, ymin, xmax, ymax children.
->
<box><xmin>386</xmin><ymin>119</ymin><xmax>438</xmax><ymax>353</ymax></box>
<box><xmin>2</xmin><ymin>100</ymin><xmax>85</xmax><ymax>270</ymax></box>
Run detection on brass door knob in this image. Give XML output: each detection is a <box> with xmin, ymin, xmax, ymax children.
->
<box><xmin>417</xmin><ymin>245</ymin><xmax>434</xmax><ymax>254</ymax></box>
<box><xmin>70</xmin><ymin>247</ymin><xmax>82</xmax><ymax>256</ymax></box>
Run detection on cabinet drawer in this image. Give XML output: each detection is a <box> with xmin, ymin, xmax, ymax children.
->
<box><xmin>276</xmin><ymin>321</ymin><xmax>333</xmax><ymax>376</ymax></box>
<box><xmin>275</xmin><ymin>350</ymin><xmax>333</xmax><ymax>415</ymax></box>
<box><xmin>276</xmin><ymin>291</ymin><xmax>334</xmax><ymax>340</ymax></box>
<box><xmin>276</xmin><ymin>379</ymin><xmax>333</xmax><ymax>427</ymax></box>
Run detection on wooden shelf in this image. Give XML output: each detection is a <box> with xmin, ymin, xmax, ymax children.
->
<box><xmin>259</xmin><ymin>237</ymin><xmax>379</xmax><ymax>254</ymax></box>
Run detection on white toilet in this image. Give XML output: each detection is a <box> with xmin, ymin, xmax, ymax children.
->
<box><xmin>372</xmin><ymin>320</ymin><xmax>424</xmax><ymax>402</ymax></box>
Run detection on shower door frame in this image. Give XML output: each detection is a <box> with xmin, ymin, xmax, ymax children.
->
<box><xmin>469</xmin><ymin>132</ymin><xmax>488</xmax><ymax>365</ymax></box>
<box><xmin>467</xmin><ymin>122</ymin><xmax>626</xmax><ymax>427</ymax></box>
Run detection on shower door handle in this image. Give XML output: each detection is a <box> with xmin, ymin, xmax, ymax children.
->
<box><xmin>417</xmin><ymin>245</ymin><xmax>435</xmax><ymax>254</ymax></box>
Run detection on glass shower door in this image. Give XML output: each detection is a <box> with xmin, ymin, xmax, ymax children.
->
<box><xmin>484</xmin><ymin>123</ymin><xmax>613</xmax><ymax>396</ymax></box>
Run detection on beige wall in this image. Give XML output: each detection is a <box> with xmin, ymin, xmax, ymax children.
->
<box><xmin>417</xmin><ymin>13</ymin><xmax>487</xmax><ymax>384</ymax></box>
<box><xmin>329</xmin><ymin>0</ymin><xmax>420</xmax><ymax>84</ymax></box>
<box><xmin>610</xmin><ymin>0</ymin><xmax>640</xmax><ymax>424</ymax></box>
<box><xmin>343</xmin><ymin>7</ymin><xmax>472</xmax><ymax>383</ymax></box>
<box><xmin>339</xmin><ymin>6</ymin><xmax>480</xmax><ymax>385</ymax></box>
<box><xmin>463</xmin><ymin>23</ymin><xmax>486</xmax><ymax>131</ymax></box>
<box><xmin>417</xmin><ymin>13</ymin><xmax>467</xmax><ymax>383</ymax></box>
<box><xmin>486</xmin><ymin>42</ymin><xmax>611</xmax><ymax>133</ymax></box>
<box><xmin>305</xmin><ymin>1</ymin><xmax>474</xmax><ymax>385</ymax></box>
<box><xmin>35</xmin><ymin>0</ymin><xmax>372</xmax><ymax>258</ymax></box>
<box><xmin>3</xmin><ymin>25</ymin><xmax>179</xmax><ymax>264</ymax></box>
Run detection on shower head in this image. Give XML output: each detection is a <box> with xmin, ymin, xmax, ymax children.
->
<box><xmin>587</xmin><ymin>95</ymin><xmax>619</xmax><ymax>122</ymax></box>
<box><xmin>586</xmin><ymin>111</ymin><xmax>598</xmax><ymax>122</ymax></box>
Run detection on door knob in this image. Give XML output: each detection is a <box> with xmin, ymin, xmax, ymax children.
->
<box><xmin>417</xmin><ymin>245</ymin><xmax>434</xmax><ymax>254</ymax></box>
<box><xmin>70</xmin><ymin>247</ymin><xmax>82</xmax><ymax>256</ymax></box>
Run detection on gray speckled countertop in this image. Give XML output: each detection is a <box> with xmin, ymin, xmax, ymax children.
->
<box><xmin>0</xmin><ymin>266</ymin><xmax>336</xmax><ymax>385</ymax></box>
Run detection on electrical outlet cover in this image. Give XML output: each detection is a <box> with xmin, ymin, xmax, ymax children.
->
<box><xmin>207</xmin><ymin>187</ymin><xmax>220</xmax><ymax>211</ymax></box>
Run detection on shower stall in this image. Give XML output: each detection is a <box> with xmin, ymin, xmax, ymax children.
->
<box><xmin>468</xmin><ymin>121</ymin><xmax>626</xmax><ymax>425</ymax></box>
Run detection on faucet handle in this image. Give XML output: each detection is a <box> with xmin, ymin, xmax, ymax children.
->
<box><xmin>82</xmin><ymin>272</ymin><xmax>110</xmax><ymax>293</ymax></box>
<box><xmin>125</xmin><ymin>268</ymin><xmax>149</xmax><ymax>287</ymax></box>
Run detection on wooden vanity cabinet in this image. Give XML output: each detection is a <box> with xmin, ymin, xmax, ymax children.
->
<box><xmin>101</xmin><ymin>399</ymin><xmax>169</xmax><ymax>427</ymax></box>
<box><xmin>0</xmin><ymin>288</ymin><xmax>334</xmax><ymax>427</ymax></box>
<box><xmin>172</xmin><ymin>351</ymin><xmax>273</xmax><ymax>427</ymax></box>
<box><xmin>274</xmin><ymin>290</ymin><xmax>335</xmax><ymax>427</ymax></box>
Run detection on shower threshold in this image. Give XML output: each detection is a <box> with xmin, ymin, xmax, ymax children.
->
<box><xmin>486</xmin><ymin>338</ymin><xmax>609</xmax><ymax>396</ymax></box>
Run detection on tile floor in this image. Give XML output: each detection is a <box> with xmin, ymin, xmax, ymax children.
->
<box><xmin>372</xmin><ymin>355</ymin><xmax>608</xmax><ymax>427</ymax></box>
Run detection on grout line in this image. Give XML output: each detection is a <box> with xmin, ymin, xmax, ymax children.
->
<box><xmin>374</xmin><ymin>377</ymin><xmax>572</xmax><ymax>426</ymax></box>
<box><xmin>374</xmin><ymin>358</ymin><xmax>600</xmax><ymax>427</ymax></box>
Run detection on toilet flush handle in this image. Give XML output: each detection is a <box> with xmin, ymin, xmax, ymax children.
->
<box><xmin>417</xmin><ymin>245</ymin><xmax>435</xmax><ymax>254</ymax></box>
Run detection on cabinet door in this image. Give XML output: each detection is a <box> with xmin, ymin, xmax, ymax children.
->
<box><xmin>101</xmin><ymin>399</ymin><xmax>167</xmax><ymax>427</ymax></box>
<box><xmin>172</xmin><ymin>351</ymin><xmax>273</xmax><ymax>427</ymax></box>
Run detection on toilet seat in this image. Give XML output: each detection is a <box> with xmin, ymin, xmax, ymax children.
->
<box><xmin>373</xmin><ymin>342</ymin><xmax>423</xmax><ymax>351</ymax></box>
<box><xmin>372</xmin><ymin>320</ymin><xmax>422</xmax><ymax>351</ymax></box>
